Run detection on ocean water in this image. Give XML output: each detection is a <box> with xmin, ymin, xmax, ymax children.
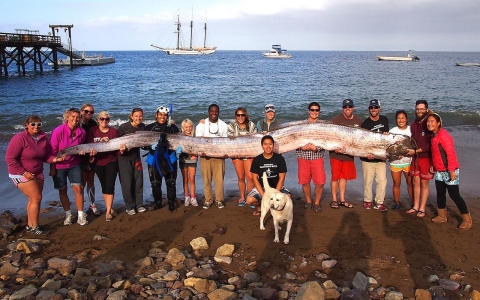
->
<box><xmin>1</xmin><ymin>50</ymin><xmax>479</xmax><ymax>214</ymax></box>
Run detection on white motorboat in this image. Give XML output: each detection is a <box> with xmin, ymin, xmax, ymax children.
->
<box><xmin>376</xmin><ymin>52</ymin><xmax>419</xmax><ymax>61</ymax></box>
<box><xmin>151</xmin><ymin>12</ymin><xmax>216</xmax><ymax>55</ymax></box>
<box><xmin>456</xmin><ymin>62</ymin><xmax>480</xmax><ymax>67</ymax></box>
<box><xmin>57</xmin><ymin>54</ymin><xmax>115</xmax><ymax>66</ymax></box>
<box><xmin>262</xmin><ymin>45</ymin><xmax>292</xmax><ymax>59</ymax></box>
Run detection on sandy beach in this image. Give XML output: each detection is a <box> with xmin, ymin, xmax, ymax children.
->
<box><xmin>1</xmin><ymin>128</ymin><xmax>479</xmax><ymax>297</ymax></box>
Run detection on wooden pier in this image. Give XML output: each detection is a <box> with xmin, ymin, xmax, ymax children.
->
<box><xmin>0</xmin><ymin>26</ymin><xmax>80</xmax><ymax>76</ymax></box>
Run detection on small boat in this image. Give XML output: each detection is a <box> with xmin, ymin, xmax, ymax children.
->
<box><xmin>376</xmin><ymin>52</ymin><xmax>419</xmax><ymax>61</ymax></box>
<box><xmin>151</xmin><ymin>12</ymin><xmax>216</xmax><ymax>55</ymax></box>
<box><xmin>262</xmin><ymin>45</ymin><xmax>292</xmax><ymax>59</ymax></box>
<box><xmin>57</xmin><ymin>53</ymin><xmax>115</xmax><ymax>66</ymax></box>
<box><xmin>456</xmin><ymin>63</ymin><xmax>480</xmax><ymax>67</ymax></box>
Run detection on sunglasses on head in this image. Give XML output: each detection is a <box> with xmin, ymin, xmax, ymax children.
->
<box><xmin>309</xmin><ymin>109</ymin><xmax>320</xmax><ymax>112</ymax></box>
<box><xmin>369</xmin><ymin>106</ymin><xmax>379</xmax><ymax>109</ymax></box>
<box><xmin>69</xmin><ymin>108</ymin><xmax>80</xmax><ymax>113</ymax></box>
<box><xmin>29</xmin><ymin>122</ymin><xmax>42</xmax><ymax>127</ymax></box>
<box><xmin>265</xmin><ymin>106</ymin><xmax>275</xmax><ymax>110</ymax></box>
<box><xmin>83</xmin><ymin>110</ymin><xmax>94</xmax><ymax>114</ymax></box>
<box><xmin>236</xmin><ymin>113</ymin><xmax>246</xmax><ymax>117</ymax></box>
<box><xmin>343</xmin><ymin>105</ymin><xmax>353</xmax><ymax>109</ymax></box>
<box><xmin>99</xmin><ymin>117</ymin><xmax>110</xmax><ymax>121</ymax></box>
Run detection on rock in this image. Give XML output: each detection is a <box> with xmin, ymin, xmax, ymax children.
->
<box><xmin>151</xmin><ymin>240</ymin><xmax>166</xmax><ymax>248</ymax></box>
<box><xmin>190</xmin><ymin>237</ymin><xmax>209</xmax><ymax>251</ymax></box>
<box><xmin>36</xmin><ymin>290</ymin><xmax>56</xmax><ymax>300</ymax></box>
<box><xmin>438</xmin><ymin>279</ymin><xmax>460</xmax><ymax>291</ymax></box>
<box><xmin>67</xmin><ymin>289</ymin><xmax>87</xmax><ymax>300</ymax></box>
<box><xmin>164</xmin><ymin>248</ymin><xmax>185</xmax><ymax>266</ymax></box>
<box><xmin>415</xmin><ymin>289</ymin><xmax>432</xmax><ymax>300</ymax></box>
<box><xmin>18</xmin><ymin>238</ymin><xmax>50</xmax><ymax>245</ymax></box>
<box><xmin>296</xmin><ymin>281</ymin><xmax>325</xmax><ymax>300</ymax></box>
<box><xmin>339</xmin><ymin>289</ymin><xmax>370</xmax><ymax>300</ymax></box>
<box><xmin>208</xmin><ymin>288</ymin><xmax>237</xmax><ymax>300</ymax></box>
<box><xmin>352</xmin><ymin>272</ymin><xmax>369</xmax><ymax>290</ymax></box>
<box><xmin>315</xmin><ymin>271</ymin><xmax>328</xmax><ymax>279</ymax></box>
<box><xmin>215</xmin><ymin>244</ymin><xmax>235</xmax><ymax>257</ymax></box>
<box><xmin>283</xmin><ymin>272</ymin><xmax>296</xmax><ymax>280</ymax></box>
<box><xmin>322</xmin><ymin>259</ymin><xmax>337</xmax><ymax>269</ymax></box>
<box><xmin>16</xmin><ymin>241</ymin><xmax>38</xmax><ymax>254</ymax></box>
<box><xmin>8</xmin><ymin>284</ymin><xmax>37</xmax><ymax>299</ymax></box>
<box><xmin>0</xmin><ymin>262</ymin><xmax>19</xmax><ymax>276</ymax></box>
<box><xmin>42</xmin><ymin>278</ymin><xmax>62</xmax><ymax>291</ymax></box>
<box><xmin>184</xmin><ymin>277</ymin><xmax>202</xmax><ymax>287</ymax></box>
<box><xmin>75</xmin><ymin>267</ymin><xmax>92</xmax><ymax>277</ymax></box>
<box><xmin>277</xmin><ymin>282</ymin><xmax>301</xmax><ymax>293</ymax></box>
<box><xmin>323</xmin><ymin>280</ymin><xmax>338</xmax><ymax>290</ymax></box>
<box><xmin>316</xmin><ymin>253</ymin><xmax>330</xmax><ymax>261</ymax></box>
<box><xmin>106</xmin><ymin>290</ymin><xmax>127</xmax><ymax>300</ymax></box>
<box><xmin>471</xmin><ymin>290</ymin><xmax>480</xmax><ymax>300</ymax></box>
<box><xmin>428</xmin><ymin>286</ymin><xmax>444</xmax><ymax>298</ymax></box>
<box><xmin>214</xmin><ymin>255</ymin><xmax>233</xmax><ymax>264</ymax></box>
<box><xmin>47</xmin><ymin>257</ymin><xmax>77</xmax><ymax>276</ymax></box>
<box><xmin>385</xmin><ymin>291</ymin><xmax>403</xmax><ymax>300</ymax></box>
<box><xmin>244</xmin><ymin>272</ymin><xmax>261</xmax><ymax>284</ymax></box>
<box><xmin>278</xmin><ymin>290</ymin><xmax>289</xmax><ymax>299</ymax></box>
<box><xmin>194</xmin><ymin>279</ymin><xmax>217</xmax><ymax>293</ymax></box>
<box><xmin>138</xmin><ymin>277</ymin><xmax>156</xmax><ymax>285</ymax></box>
<box><xmin>326</xmin><ymin>288</ymin><xmax>341</xmax><ymax>300</ymax></box>
<box><xmin>135</xmin><ymin>257</ymin><xmax>152</xmax><ymax>267</ymax></box>
<box><xmin>192</xmin><ymin>268</ymin><xmax>218</xmax><ymax>279</ymax></box>
<box><xmin>428</xmin><ymin>275</ymin><xmax>439</xmax><ymax>283</ymax></box>
<box><xmin>368</xmin><ymin>277</ymin><xmax>378</xmax><ymax>285</ymax></box>
<box><xmin>148</xmin><ymin>248</ymin><xmax>167</xmax><ymax>259</ymax></box>
<box><xmin>93</xmin><ymin>235</ymin><xmax>110</xmax><ymax>241</ymax></box>
<box><xmin>90</xmin><ymin>275</ymin><xmax>112</xmax><ymax>289</ymax></box>
<box><xmin>253</xmin><ymin>287</ymin><xmax>278</xmax><ymax>299</ymax></box>
<box><xmin>163</xmin><ymin>270</ymin><xmax>180</xmax><ymax>281</ymax></box>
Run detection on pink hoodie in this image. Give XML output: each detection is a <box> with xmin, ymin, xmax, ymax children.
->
<box><xmin>50</xmin><ymin>123</ymin><xmax>86</xmax><ymax>169</ymax></box>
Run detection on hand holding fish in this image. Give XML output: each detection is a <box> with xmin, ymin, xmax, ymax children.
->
<box><xmin>119</xmin><ymin>144</ymin><xmax>127</xmax><ymax>154</ymax></box>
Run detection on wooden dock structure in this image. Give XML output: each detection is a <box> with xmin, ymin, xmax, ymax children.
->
<box><xmin>0</xmin><ymin>25</ymin><xmax>81</xmax><ymax>76</ymax></box>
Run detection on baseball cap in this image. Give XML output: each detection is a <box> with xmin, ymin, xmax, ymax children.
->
<box><xmin>156</xmin><ymin>106</ymin><xmax>170</xmax><ymax>115</ymax></box>
<box><xmin>368</xmin><ymin>99</ymin><xmax>380</xmax><ymax>108</ymax></box>
<box><xmin>264</xmin><ymin>104</ymin><xmax>276</xmax><ymax>113</ymax></box>
<box><xmin>342</xmin><ymin>99</ymin><xmax>354</xmax><ymax>108</ymax></box>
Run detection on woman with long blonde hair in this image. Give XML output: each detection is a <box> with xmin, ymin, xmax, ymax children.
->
<box><xmin>180</xmin><ymin>119</ymin><xmax>198</xmax><ymax>206</ymax></box>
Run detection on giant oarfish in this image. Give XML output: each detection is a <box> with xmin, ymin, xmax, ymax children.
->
<box><xmin>57</xmin><ymin>120</ymin><xmax>413</xmax><ymax>160</ymax></box>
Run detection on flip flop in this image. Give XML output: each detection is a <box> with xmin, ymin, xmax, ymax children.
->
<box><xmin>253</xmin><ymin>211</ymin><xmax>261</xmax><ymax>216</ymax></box>
<box><xmin>330</xmin><ymin>201</ymin><xmax>339</xmax><ymax>209</ymax></box>
<box><xmin>238</xmin><ymin>198</ymin><xmax>246</xmax><ymax>207</ymax></box>
<box><xmin>339</xmin><ymin>201</ymin><xmax>354</xmax><ymax>208</ymax></box>
<box><xmin>249</xmin><ymin>205</ymin><xmax>256</xmax><ymax>209</ymax></box>
<box><xmin>313</xmin><ymin>205</ymin><xmax>322</xmax><ymax>212</ymax></box>
<box><xmin>304</xmin><ymin>203</ymin><xmax>312</xmax><ymax>209</ymax></box>
<box><xmin>417</xmin><ymin>210</ymin><xmax>426</xmax><ymax>218</ymax></box>
<box><xmin>406</xmin><ymin>208</ymin><xmax>418</xmax><ymax>214</ymax></box>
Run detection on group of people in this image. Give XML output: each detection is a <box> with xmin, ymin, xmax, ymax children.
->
<box><xmin>5</xmin><ymin>99</ymin><xmax>472</xmax><ymax>235</ymax></box>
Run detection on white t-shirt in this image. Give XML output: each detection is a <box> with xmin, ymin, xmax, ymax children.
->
<box><xmin>389</xmin><ymin>126</ymin><xmax>412</xmax><ymax>167</ymax></box>
<box><xmin>195</xmin><ymin>119</ymin><xmax>228</xmax><ymax>138</ymax></box>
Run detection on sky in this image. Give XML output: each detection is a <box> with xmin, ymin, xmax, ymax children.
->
<box><xmin>2</xmin><ymin>0</ymin><xmax>480</xmax><ymax>51</ymax></box>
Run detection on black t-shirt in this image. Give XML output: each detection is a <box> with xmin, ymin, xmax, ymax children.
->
<box><xmin>361</xmin><ymin>115</ymin><xmax>389</xmax><ymax>162</ymax></box>
<box><xmin>250</xmin><ymin>153</ymin><xmax>287</xmax><ymax>190</ymax></box>
<box><xmin>117</xmin><ymin>121</ymin><xmax>146</xmax><ymax>160</ymax></box>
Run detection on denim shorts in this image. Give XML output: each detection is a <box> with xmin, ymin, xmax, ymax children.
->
<box><xmin>53</xmin><ymin>164</ymin><xmax>82</xmax><ymax>190</ymax></box>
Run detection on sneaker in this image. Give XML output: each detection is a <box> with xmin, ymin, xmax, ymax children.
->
<box><xmin>28</xmin><ymin>226</ymin><xmax>49</xmax><ymax>235</ymax></box>
<box><xmin>77</xmin><ymin>212</ymin><xmax>89</xmax><ymax>226</ymax></box>
<box><xmin>137</xmin><ymin>206</ymin><xmax>147</xmax><ymax>213</ymax></box>
<box><xmin>184</xmin><ymin>196</ymin><xmax>191</xmax><ymax>207</ymax></box>
<box><xmin>126</xmin><ymin>209</ymin><xmax>136</xmax><ymax>216</ymax></box>
<box><xmin>374</xmin><ymin>204</ymin><xmax>388</xmax><ymax>212</ymax></box>
<box><xmin>203</xmin><ymin>201</ymin><xmax>213</xmax><ymax>209</ymax></box>
<box><xmin>363</xmin><ymin>202</ymin><xmax>373</xmax><ymax>209</ymax></box>
<box><xmin>216</xmin><ymin>201</ymin><xmax>225</xmax><ymax>209</ymax></box>
<box><xmin>63</xmin><ymin>214</ymin><xmax>74</xmax><ymax>226</ymax></box>
<box><xmin>86</xmin><ymin>205</ymin><xmax>101</xmax><ymax>216</ymax></box>
<box><xmin>190</xmin><ymin>197</ymin><xmax>198</xmax><ymax>207</ymax></box>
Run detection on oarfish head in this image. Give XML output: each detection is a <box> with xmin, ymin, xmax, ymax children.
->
<box><xmin>386</xmin><ymin>135</ymin><xmax>414</xmax><ymax>160</ymax></box>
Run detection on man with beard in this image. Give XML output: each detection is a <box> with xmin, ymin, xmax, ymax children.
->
<box><xmin>406</xmin><ymin>100</ymin><xmax>433</xmax><ymax>218</ymax></box>
<box><xmin>360</xmin><ymin>99</ymin><xmax>389</xmax><ymax>211</ymax></box>
<box><xmin>144</xmin><ymin>106</ymin><xmax>180</xmax><ymax>211</ymax></box>
<box><xmin>329</xmin><ymin>99</ymin><xmax>362</xmax><ymax>209</ymax></box>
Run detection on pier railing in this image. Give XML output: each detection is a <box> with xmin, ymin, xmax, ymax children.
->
<box><xmin>0</xmin><ymin>32</ymin><xmax>61</xmax><ymax>46</ymax></box>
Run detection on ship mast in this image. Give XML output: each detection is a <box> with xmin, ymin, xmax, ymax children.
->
<box><xmin>189</xmin><ymin>9</ymin><xmax>193</xmax><ymax>50</ymax></box>
<box><xmin>174</xmin><ymin>15</ymin><xmax>181</xmax><ymax>50</ymax></box>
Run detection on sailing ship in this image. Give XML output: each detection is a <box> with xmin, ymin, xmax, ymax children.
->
<box><xmin>151</xmin><ymin>13</ymin><xmax>216</xmax><ymax>55</ymax></box>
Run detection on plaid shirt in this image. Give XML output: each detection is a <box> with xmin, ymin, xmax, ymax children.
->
<box><xmin>295</xmin><ymin>147</ymin><xmax>325</xmax><ymax>160</ymax></box>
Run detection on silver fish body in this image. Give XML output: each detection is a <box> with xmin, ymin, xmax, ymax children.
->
<box><xmin>57</xmin><ymin>121</ymin><xmax>413</xmax><ymax>160</ymax></box>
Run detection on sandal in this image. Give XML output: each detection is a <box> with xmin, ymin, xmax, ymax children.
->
<box><xmin>249</xmin><ymin>205</ymin><xmax>257</xmax><ymax>209</ymax></box>
<box><xmin>304</xmin><ymin>202</ymin><xmax>312</xmax><ymax>209</ymax></box>
<box><xmin>406</xmin><ymin>208</ymin><xmax>418</xmax><ymax>214</ymax></box>
<box><xmin>417</xmin><ymin>210</ymin><xmax>426</xmax><ymax>218</ymax></box>
<box><xmin>330</xmin><ymin>201</ymin><xmax>339</xmax><ymax>209</ymax></box>
<box><xmin>238</xmin><ymin>198</ymin><xmax>247</xmax><ymax>207</ymax></box>
<box><xmin>253</xmin><ymin>211</ymin><xmax>261</xmax><ymax>216</ymax></box>
<box><xmin>339</xmin><ymin>201</ymin><xmax>354</xmax><ymax>208</ymax></box>
<box><xmin>313</xmin><ymin>204</ymin><xmax>322</xmax><ymax>212</ymax></box>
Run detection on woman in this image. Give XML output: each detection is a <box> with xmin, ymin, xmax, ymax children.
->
<box><xmin>87</xmin><ymin>111</ymin><xmax>121</xmax><ymax>221</ymax></box>
<box><xmin>80</xmin><ymin>103</ymin><xmax>100</xmax><ymax>216</ymax></box>
<box><xmin>118</xmin><ymin>108</ymin><xmax>146</xmax><ymax>215</ymax></box>
<box><xmin>179</xmin><ymin>119</ymin><xmax>198</xmax><ymax>207</ymax></box>
<box><xmin>427</xmin><ymin>113</ymin><xmax>472</xmax><ymax>230</ymax></box>
<box><xmin>227</xmin><ymin>107</ymin><xmax>258</xmax><ymax>206</ymax></box>
<box><xmin>389</xmin><ymin>110</ymin><xmax>413</xmax><ymax>209</ymax></box>
<box><xmin>50</xmin><ymin>108</ymin><xmax>88</xmax><ymax>226</ymax></box>
<box><xmin>5</xmin><ymin>116</ymin><xmax>64</xmax><ymax>235</ymax></box>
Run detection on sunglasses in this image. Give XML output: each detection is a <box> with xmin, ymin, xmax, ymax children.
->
<box><xmin>83</xmin><ymin>110</ymin><xmax>94</xmax><ymax>114</ymax></box>
<box><xmin>99</xmin><ymin>117</ymin><xmax>110</xmax><ymax>121</ymax></box>
<box><xmin>236</xmin><ymin>113</ymin><xmax>246</xmax><ymax>117</ymax></box>
<box><xmin>369</xmin><ymin>106</ymin><xmax>379</xmax><ymax>109</ymax></box>
<box><xmin>343</xmin><ymin>106</ymin><xmax>353</xmax><ymax>109</ymax></box>
<box><xmin>265</xmin><ymin>106</ymin><xmax>275</xmax><ymax>110</ymax></box>
<box><xmin>309</xmin><ymin>109</ymin><xmax>320</xmax><ymax>112</ymax></box>
<box><xmin>29</xmin><ymin>122</ymin><xmax>42</xmax><ymax>127</ymax></box>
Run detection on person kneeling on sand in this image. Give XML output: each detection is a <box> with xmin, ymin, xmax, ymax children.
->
<box><xmin>246</xmin><ymin>135</ymin><xmax>291</xmax><ymax>216</ymax></box>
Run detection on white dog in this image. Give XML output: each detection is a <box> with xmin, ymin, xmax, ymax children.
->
<box><xmin>259</xmin><ymin>172</ymin><xmax>293</xmax><ymax>244</ymax></box>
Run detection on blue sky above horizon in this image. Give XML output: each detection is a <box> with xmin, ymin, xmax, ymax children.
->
<box><xmin>3</xmin><ymin>0</ymin><xmax>480</xmax><ymax>51</ymax></box>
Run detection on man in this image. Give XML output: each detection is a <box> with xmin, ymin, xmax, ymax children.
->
<box><xmin>256</xmin><ymin>104</ymin><xmax>281</xmax><ymax>133</ymax></box>
<box><xmin>360</xmin><ymin>99</ymin><xmax>390</xmax><ymax>211</ymax></box>
<box><xmin>406</xmin><ymin>100</ymin><xmax>433</xmax><ymax>218</ymax></box>
<box><xmin>195</xmin><ymin>104</ymin><xmax>228</xmax><ymax>209</ymax></box>
<box><xmin>329</xmin><ymin>99</ymin><xmax>362</xmax><ymax>209</ymax></box>
<box><xmin>246</xmin><ymin>135</ymin><xmax>290</xmax><ymax>216</ymax></box>
<box><xmin>144</xmin><ymin>106</ymin><xmax>180</xmax><ymax>211</ymax></box>
<box><xmin>296</xmin><ymin>102</ymin><xmax>325</xmax><ymax>212</ymax></box>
